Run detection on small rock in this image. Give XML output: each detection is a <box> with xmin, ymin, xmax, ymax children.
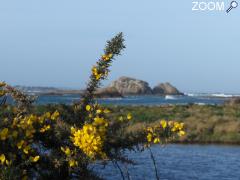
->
<box><xmin>153</xmin><ymin>82</ymin><xmax>183</xmax><ymax>95</ymax></box>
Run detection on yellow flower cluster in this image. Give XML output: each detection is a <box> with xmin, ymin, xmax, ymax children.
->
<box><xmin>0</xmin><ymin>154</ymin><xmax>11</xmax><ymax>166</ymax></box>
<box><xmin>92</xmin><ymin>66</ymin><xmax>102</xmax><ymax>80</ymax></box>
<box><xmin>60</xmin><ymin>146</ymin><xmax>78</xmax><ymax>167</ymax></box>
<box><xmin>86</xmin><ymin>104</ymin><xmax>111</xmax><ymax>118</ymax></box>
<box><xmin>118</xmin><ymin>113</ymin><xmax>132</xmax><ymax>122</ymax></box>
<box><xmin>0</xmin><ymin>111</ymin><xmax>59</xmax><ymax>166</ymax></box>
<box><xmin>70</xmin><ymin>119</ymin><xmax>107</xmax><ymax>159</ymax></box>
<box><xmin>169</xmin><ymin>121</ymin><xmax>185</xmax><ymax>136</ymax></box>
<box><xmin>146</xmin><ymin>120</ymin><xmax>185</xmax><ymax>145</ymax></box>
<box><xmin>70</xmin><ymin>105</ymin><xmax>109</xmax><ymax>159</ymax></box>
<box><xmin>101</xmin><ymin>53</ymin><xmax>113</xmax><ymax>61</ymax></box>
<box><xmin>91</xmin><ymin>54</ymin><xmax>113</xmax><ymax>80</ymax></box>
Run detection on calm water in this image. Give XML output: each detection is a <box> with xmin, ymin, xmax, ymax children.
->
<box><xmin>35</xmin><ymin>94</ymin><xmax>226</xmax><ymax>105</ymax></box>
<box><xmin>94</xmin><ymin>144</ymin><xmax>240</xmax><ymax>180</ymax></box>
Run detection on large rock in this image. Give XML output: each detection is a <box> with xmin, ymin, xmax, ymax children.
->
<box><xmin>153</xmin><ymin>82</ymin><xmax>183</xmax><ymax>95</ymax></box>
<box><xmin>109</xmin><ymin>76</ymin><xmax>152</xmax><ymax>95</ymax></box>
<box><xmin>94</xmin><ymin>87</ymin><xmax>123</xmax><ymax>98</ymax></box>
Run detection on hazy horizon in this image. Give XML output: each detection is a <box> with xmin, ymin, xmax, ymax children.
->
<box><xmin>1</xmin><ymin>1</ymin><xmax>240</xmax><ymax>93</ymax></box>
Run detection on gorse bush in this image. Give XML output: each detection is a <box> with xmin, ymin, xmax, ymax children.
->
<box><xmin>0</xmin><ymin>33</ymin><xmax>185</xmax><ymax>179</ymax></box>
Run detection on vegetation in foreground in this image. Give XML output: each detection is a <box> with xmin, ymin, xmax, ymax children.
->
<box><xmin>0</xmin><ymin>34</ymin><xmax>185</xmax><ymax>180</ymax></box>
<box><xmin>10</xmin><ymin>103</ymin><xmax>240</xmax><ymax>145</ymax></box>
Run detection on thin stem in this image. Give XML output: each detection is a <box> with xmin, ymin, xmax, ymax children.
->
<box><xmin>149</xmin><ymin>148</ymin><xmax>160</xmax><ymax>180</ymax></box>
<box><xmin>113</xmin><ymin>160</ymin><xmax>125</xmax><ymax>180</ymax></box>
<box><xmin>0</xmin><ymin>96</ymin><xmax>7</xmax><ymax>106</ymax></box>
<box><xmin>123</xmin><ymin>163</ymin><xmax>131</xmax><ymax>180</ymax></box>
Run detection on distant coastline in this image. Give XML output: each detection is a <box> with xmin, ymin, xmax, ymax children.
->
<box><xmin>14</xmin><ymin>76</ymin><xmax>240</xmax><ymax>100</ymax></box>
<box><xmin>15</xmin><ymin>76</ymin><xmax>183</xmax><ymax>97</ymax></box>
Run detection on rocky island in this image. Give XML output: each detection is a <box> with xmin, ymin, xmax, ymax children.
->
<box><xmin>96</xmin><ymin>76</ymin><xmax>183</xmax><ymax>97</ymax></box>
<box><xmin>152</xmin><ymin>82</ymin><xmax>184</xmax><ymax>95</ymax></box>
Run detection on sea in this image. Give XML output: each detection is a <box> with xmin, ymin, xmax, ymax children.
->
<box><xmin>93</xmin><ymin>144</ymin><xmax>240</xmax><ymax>180</ymax></box>
<box><xmin>34</xmin><ymin>93</ymin><xmax>239</xmax><ymax>105</ymax></box>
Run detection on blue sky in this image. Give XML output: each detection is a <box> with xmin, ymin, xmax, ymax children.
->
<box><xmin>0</xmin><ymin>0</ymin><xmax>240</xmax><ymax>93</ymax></box>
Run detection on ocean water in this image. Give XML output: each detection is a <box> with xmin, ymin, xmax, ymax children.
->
<box><xmin>35</xmin><ymin>94</ymin><xmax>229</xmax><ymax>105</ymax></box>
<box><xmin>94</xmin><ymin>144</ymin><xmax>240</xmax><ymax>180</ymax></box>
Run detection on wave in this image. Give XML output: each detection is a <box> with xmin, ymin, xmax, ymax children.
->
<box><xmin>194</xmin><ymin>103</ymin><xmax>206</xmax><ymax>106</ymax></box>
<box><xmin>98</xmin><ymin>97</ymin><xmax>123</xmax><ymax>100</ymax></box>
<box><xmin>186</xmin><ymin>93</ymin><xmax>240</xmax><ymax>98</ymax></box>
<box><xmin>211</xmin><ymin>93</ymin><xmax>233</xmax><ymax>98</ymax></box>
<box><xmin>186</xmin><ymin>93</ymin><xmax>195</xmax><ymax>97</ymax></box>
<box><xmin>165</xmin><ymin>95</ymin><xmax>177</xmax><ymax>100</ymax></box>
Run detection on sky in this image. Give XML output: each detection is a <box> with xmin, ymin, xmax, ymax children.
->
<box><xmin>0</xmin><ymin>0</ymin><xmax>240</xmax><ymax>93</ymax></box>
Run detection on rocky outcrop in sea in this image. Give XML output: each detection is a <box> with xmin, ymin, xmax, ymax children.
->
<box><xmin>152</xmin><ymin>82</ymin><xmax>183</xmax><ymax>95</ymax></box>
<box><xmin>108</xmin><ymin>76</ymin><xmax>152</xmax><ymax>95</ymax></box>
<box><xmin>94</xmin><ymin>87</ymin><xmax>123</xmax><ymax>98</ymax></box>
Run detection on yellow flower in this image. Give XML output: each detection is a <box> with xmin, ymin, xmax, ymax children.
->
<box><xmin>147</xmin><ymin>127</ymin><xmax>153</xmax><ymax>133</ymax></box>
<box><xmin>23</xmin><ymin>145</ymin><xmax>31</xmax><ymax>154</ymax></box>
<box><xmin>61</xmin><ymin>147</ymin><xmax>71</xmax><ymax>156</ymax></box>
<box><xmin>69</xmin><ymin>159</ymin><xmax>78</xmax><ymax>167</ymax></box>
<box><xmin>153</xmin><ymin>138</ymin><xmax>160</xmax><ymax>144</ymax></box>
<box><xmin>178</xmin><ymin>130</ymin><xmax>185</xmax><ymax>137</ymax></box>
<box><xmin>103</xmin><ymin>109</ymin><xmax>110</xmax><ymax>114</ymax></box>
<box><xmin>51</xmin><ymin>111</ymin><xmax>60</xmax><ymax>120</ymax></box>
<box><xmin>40</xmin><ymin>125</ymin><xmax>51</xmax><ymax>133</ymax></box>
<box><xmin>95</xmin><ymin>73</ymin><xmax>102</xmax><ymax>80</ymax></box>
<box><xmin>96</xmin><ymin>109</ymin><xmax>102</xmax><ymax>114</ymax></box>
<box><xmin>92</xmin><ymin>67</ymin><xmax>99</xmax><ymax>75</ymax></box>
<box><xmin>102</xmin><ymin>54</ymin><xmax>113</xmax><ymax>61</ymax></box>
<box><xmin>0</xmin><ymin>90</ymin><xmax>6</xmax><ymax>97</ymax></box>
<box><xmin>92</xmin><ymin>66</ymin><xmax>103</xmax><ymax>80</ymax></box>
<box><xmin>17</xmin><ymin>140</ymin><xmax>25</xmax><ymax>149</ymax></box>
<box><xmin>147</xmin><ymin>133</ymin><xmax>152</xmax><ymax>142</ymax></box>
<box><xmin>171</xmin><ymin>122</ymin><xmax>180</xmax><ymax>132</ymax></box>
<box><xmin>160</xmin><ymin>120</ymin><xmax>167</xmax><ymax>129</ymax></box>
<box><xmin>71</xmin><ymin>127</ymin><xmax>76</xmax><ymax>134</ymax></box>
<box><xmin>0</xmin><ymin>128</ymin><xmax>8</xmax><ymax>140</ymax></box>
<box><xmin>30</xmin><ymin>156</ymin><xmax>40</xmax><ymax>162</ymax></box>
<box><xmin>93</xmin><ymin>117</ymin><xmax>108</xmax><ymax>127</ymax></box>
<box><xmin>5</xmin><ymin>159</ymin><xmax>11</xmax><ymax>166</ymax></box>
<box><xmin>102</xmin><ymin>55</ymin><xmax>109</xmax><ymax>61</ymax></box>
<box><xmin>127</xmin><ymin>113</ymin><xmax>132</xmax><ymax>120</ymax></box>
<box><xmin>178</xmin><ymin>123</ymin><xmax>184</xmax><ymax>130</ymax></box>
<box><xmin>118</xmin><ymin>116</ymin><xmax>124</xmax><ymax>122</ymax></box>
<box><xmin>0</xmin><ymin>154</ymin><xmax>6</xmax><ymax>164</ymax></box>
<box><xmin>86</xmin><ymin>105</ymin><xmax>91</xmax><ymax>111</ymax></box>
<box><xmin>44</xmin><ymin>112</ymin><xmax>51</xmax><ymax>119</ymax></box>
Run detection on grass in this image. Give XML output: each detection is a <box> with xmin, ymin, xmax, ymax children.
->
<box><xmin>2</xmin><ymin>103</ymin><xmax>240</xmax><ymax>144</ymax></box>
<box><xmin>106</xmin><ymin>104</ymin><xmax>240</xmax><ymax>144</ymax></box>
